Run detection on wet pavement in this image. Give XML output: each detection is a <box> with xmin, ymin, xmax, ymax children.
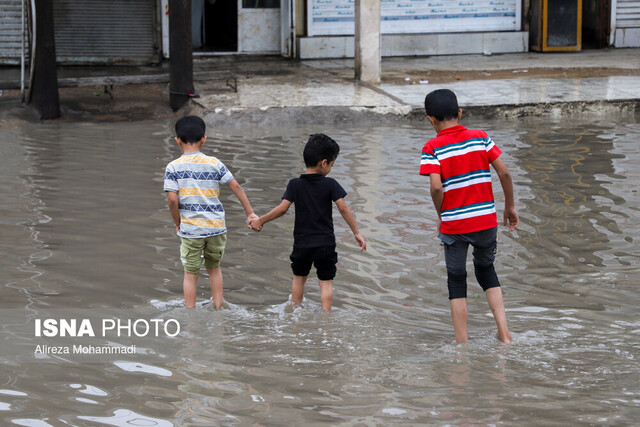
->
<box><xmin>380</xmin><ymin>75</ymin><xmax>640</xmax><ymax>108</ymax></box>
<box><xmin>0</xmin><ymin>49</ymin><xmax>639</xmax><ymax>122</ymax></box>
<box><xmin>194</xmin><ymin>49</ymin><xmax>640</xmax><ymax>125</ymax></box>
<box><xmin>190</xmin><ymin>49</ymin><xmax>640</xmax><ymax>118</ymax></box>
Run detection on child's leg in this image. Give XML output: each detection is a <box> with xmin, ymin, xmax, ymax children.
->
<box><xmin>449</xmin><ymin>298</ymin><xmax>468</xmax><ymax>343</ymax></box>
<box><xmin>202</xmin><ymin>234</ymin><xmax>226</xmax><ymax>310</ymax></box>
<box><xmin>471</xmin><ymin>227</ymin><xmax>510</xmax><ymax>343</ymax></box>
<box><xmin>206</xmin><ymin>266</ymin><xmax>223</xmax><ymax>310</ymax></box>
<box><xmin>318</xmin><ymin>280</ymin><xmax>333</xmax><ymax>311</ymax></box>
<box><xmin>183</xmin><ymin>272</ymin><xmax>199</xmax><ymax>308</ymax></box>
<box><xmin>180</xmin><ymin>237</ymin><xmax>206</xmax><ymax>308</ymax></box>
<box><xmin>314</xmin><ymin>247</ymin><xmax>338</xmax><ymax>311</ymax></box>
<box><xmin>485</xmin><ymin>287</ymin><xmax>511</xmax><ymax>343</ymax></box>
<box><xmin>291</xmin><ymin>275</ymin><xmax>307</xmax><ymax>305</ymax></box>
<box><xmin>441</xmin><ymin>234</ymin><xmax>469</xmax><ymax>342</ymax></box>
<box><xmin>290</xmin><ymin>247</ymin><xmax>313</xmax><ymax>306</ymax></box>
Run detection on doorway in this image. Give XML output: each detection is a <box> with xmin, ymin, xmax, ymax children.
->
<box><xmin>192</xmin><ymin>0</ymin><xmax>238</xmax><ymax>52</ymax></box>
<box><xmin>582</xmin><ymin>0</ymin><xmax>610</xmax><ymax>48</ymax></box>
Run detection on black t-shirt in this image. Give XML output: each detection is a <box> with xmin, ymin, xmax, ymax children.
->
<box><xmin>282</xmin><ymin>173</ymin><xmax>347</xmax><ymax>248</ymax></box>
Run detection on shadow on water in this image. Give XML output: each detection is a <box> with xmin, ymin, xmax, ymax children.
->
<box><xmin>1</xmin><ymin>116</ymin><xmax>639</xmax><ymax>425</ymax></box>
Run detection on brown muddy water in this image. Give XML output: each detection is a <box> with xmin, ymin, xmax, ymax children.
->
<box><xmin>1</xmin><ymin>116</ymin><xmax>639</xmax><ymax>425</ymax></box>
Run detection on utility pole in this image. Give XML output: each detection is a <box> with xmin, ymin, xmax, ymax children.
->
<box><xmin>169</xmin><ymin>0</ymin><xmax>194</xmax><ymax>111</ymax></box>
<box><xmin>28</xmin><ymin>0</ymin><xmax>60</xmax><ymax>119</ymax></box>
<box><xmin>354</xmin><ymin>0</ymin><xmax>381</xmax><ymax>84</ymax></box>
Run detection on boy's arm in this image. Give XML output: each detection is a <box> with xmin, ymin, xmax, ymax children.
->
<box><xmin>250</xmin><ymin>200</ymin><xmax>292</xmax><ymax>231</ymax></box>
<box><xmin>334</xmin><ymin>198</ymin><xmax>366</xmax><ymax>251</ymax></box>
<box><xmin>227</xmin><ymin>178</ymin><xmax>257</xmax><ymax>223</ymax></box>
<box><xmin>491</xmin><ymin>157</ymin><xmax>519</xmax><ymax>232</ymax></box>
<box><xmin>429</xmin><ymin>173</ymin><xmax>443</xmax><ymax>231</ymax></box>
<box><xmin>166</xmin><ymin>191</ymin><xmax>181</xmax><ymax>234</ymax></box>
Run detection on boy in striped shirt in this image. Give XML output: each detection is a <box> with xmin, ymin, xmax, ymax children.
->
<box><xmin>165</xmin><ymin>115</ymin><xmax>257</xmax><ymax>309</ymax></box>
<box><xmin>420</xmin><ymin>89</ymin><xmax>519</xmax><ymax>344</ymax></box>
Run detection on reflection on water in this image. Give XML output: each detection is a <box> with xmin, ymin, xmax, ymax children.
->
<box><xmin>1</xmin><ymin>116</ymin><xmax>639</xmax><ymax>424</ymax></box>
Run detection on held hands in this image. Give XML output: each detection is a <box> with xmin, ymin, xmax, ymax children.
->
<box><xmin>247</xmin><ymin>214</ymin><xmax>263</xmax><ymax>232</ymax></box>
<box><xmin>504</xmin><ymin>207</ymin><xmax>519</xmax><ymax>232</ymax></box>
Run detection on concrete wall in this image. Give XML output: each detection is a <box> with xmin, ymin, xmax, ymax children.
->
<box><xmin>614</xmin><ymin>28</ymin><xmax>640</xmax><ymax>47</ymax></box>
<box><xmin>298</xmin><ymin>32</ymin><xmax>529</xmax><ymax>59</ymax></box>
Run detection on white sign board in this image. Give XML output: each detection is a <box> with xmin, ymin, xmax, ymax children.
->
<box><xmin>308</xmin><ymin>0</ymin><xmax>520</xmax><ymax>36</ymax></box>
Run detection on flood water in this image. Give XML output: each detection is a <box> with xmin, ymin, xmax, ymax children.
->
<box><xmin>1</xmin><ymin>114</ymin><xmax>639</xmax><ymax>425</ymax></box>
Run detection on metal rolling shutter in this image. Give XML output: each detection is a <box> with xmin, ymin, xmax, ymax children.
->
<box><xmin>614</xmin><ymin>0</ymin><xmax>640</xmax><ymax>47</ymax></box>
<box><xmin>53</xmin><ymin>0</ymin><xmax>158</xmax><ymax>64</ymax></box>
<box><xmin>0</xmin><ymin>0</ymin><xmax>26</xmax><ymax>65</ymax></box>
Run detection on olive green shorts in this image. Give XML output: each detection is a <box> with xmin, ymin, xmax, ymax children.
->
<box><xmin>180</xmin><ymin>233</ymin><xmax>227</xmax><ymax>274</ymax></box>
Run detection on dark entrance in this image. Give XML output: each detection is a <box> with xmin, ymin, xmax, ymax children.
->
<box><xmin>192</xmin><ymin>0</ymin><xmax>238</xmax><ymax>52</ymax></box>
<box><xmin>582</xmin><ymin>0</ymin><xmax>611</xmax><ymax>48</ymax></box>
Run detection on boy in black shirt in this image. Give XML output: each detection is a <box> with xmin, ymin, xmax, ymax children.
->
<box><xmin>249</xmin><ymin>134</ymin><xmax>366</xmax><ymax>311</ymax></box>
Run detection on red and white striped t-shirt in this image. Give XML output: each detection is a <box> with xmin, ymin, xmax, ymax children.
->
<box><xmin>420</xmin><ymin>125</ymin><xmax>501</xmax><ymax>234</ymax></box>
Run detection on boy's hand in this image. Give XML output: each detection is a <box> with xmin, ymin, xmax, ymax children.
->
<box><xmin>248</xmin><ymin>215</ymin><xmax>263</xmax><ymax>232</ymax></box>
<box><xmin>355</xmin><ymin>233</ymin><xmax>367</xmax><ymax>252</ymax></box>
<box><xmin>175</xmin><ymin>225</ymin><xmax>180</xmax><ymax>235</ymax></box>
<box><xmin>504</xmin><ymin>207</ymin><xmax>519</xmax><ymax>232</ymax></box>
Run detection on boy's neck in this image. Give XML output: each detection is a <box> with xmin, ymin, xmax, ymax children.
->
<box><xmin>181</xmin><ymin>145</ymin><xmax>202</xmax><ymax>154</ymax></box>
<box><xmin>305</xmin><ymin>158</ymin><xmax>334</xmax><ymax>176</ymax></box>
<box><xmin>176</xmin><ymin>137</ymin><xmax>206</xmax><ymax>155</ymax></box>
<box><xmin>433</xmin><ymin>119</ymin><xmax>460</xmax><ymax>134</ymax></box>
<box><xmin>428</xmin><ymin>109</ymin><xmax>463</xmax><ymax>134</ymax></box>
<box><xmin>305</xmin><ymin>166</ymin><xmax>322</xmax><ymax>174</ymax></box>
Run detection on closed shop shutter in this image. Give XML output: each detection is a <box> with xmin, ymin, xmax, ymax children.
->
<box><xmin>613</xmin><ymin>0</ymin><xmax>640</xmax><ymax>46</ymax></box>
<box><xmin>53</xmin><ymin>0</ymin><xmax>158</xmax><ymax>64</ymax></box>
<box><xmin>0</xmin><ymin>0</ymin><xmax>26</xmax><ymax>65</ymax></box>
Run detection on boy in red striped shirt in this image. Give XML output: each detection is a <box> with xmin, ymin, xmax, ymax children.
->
<box><xmin>420</xmin><ymin>89</ymin><xmax>519</xmax><ymax>344</ymax></box>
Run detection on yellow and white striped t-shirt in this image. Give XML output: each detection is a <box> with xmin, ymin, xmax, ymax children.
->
<box><xmin>164</xmin><ymin>152</ymin><xmax>233</xmax><ymax>238</ymax></box>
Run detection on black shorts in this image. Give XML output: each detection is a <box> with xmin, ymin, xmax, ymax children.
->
<box><xmin>290</xmin><ymin>246</ymin><xmax>338</xmax><ymax>280</ymax></box>
<box><xmin>439</xmin><ymin>227</ymin><xmax>500</xmax><ymax>300</ymax></box>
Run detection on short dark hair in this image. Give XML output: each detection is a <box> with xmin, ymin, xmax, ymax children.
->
<box><xmin>175</xmin><ymin>115</ymin><xmax>206</xmax><ymax>143</ymax></box>
<box><xmin>303</xmin><ymin>134</ymin><xmax>340</xmax><ymax>167</ymax></box>
<box><xmin>424</xmin><ymin>89</ymin><xmax>459</xmax><ymax>122</ymax></box>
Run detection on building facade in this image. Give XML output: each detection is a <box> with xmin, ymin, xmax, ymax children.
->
<box><xmin>299</xmin><ymin>0</ymin><xmax>528</xmax><ymax>58</ymax></box>
<box><xmin>0</xmin><ymin>0</ymin><xmax>637</xmax><ymax>66</ymax></box>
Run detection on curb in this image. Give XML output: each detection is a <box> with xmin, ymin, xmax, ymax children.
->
<box><xmin>196</xmin><ymin>99</ymin><xmax>640</xmax><ymax>127</ymax></box>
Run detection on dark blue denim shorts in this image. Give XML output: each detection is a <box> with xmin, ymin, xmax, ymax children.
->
<box><xmin>439</xmin><ymin>227</ymin><xmax>500</xmax><ymax>299</ymax></box>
